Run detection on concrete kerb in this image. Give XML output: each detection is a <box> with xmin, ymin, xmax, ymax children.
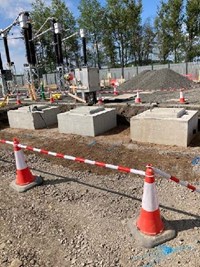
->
<box><xmin>128</xmin><ymin>217</ymin><xmax>176</xmax><ymax>248</ymax></box>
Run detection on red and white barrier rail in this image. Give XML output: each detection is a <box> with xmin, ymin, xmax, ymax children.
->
<box><xmin>153</xmin><ymin>167</ymin><xmax>200</xmax><ymax>193</ymax></box>
<box><xmin>1</xmin><ymin>139</ymin><xmax>200</xmax><ymax>193</ymax></box>
<box><xmin>0</xmin><ymin>139</ymin><xmax>145</xmax><ymax>176</ymax></box>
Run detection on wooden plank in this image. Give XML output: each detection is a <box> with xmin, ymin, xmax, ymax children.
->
<box><xmin>67</xmin><ymin>92</ymin><xmax>87</xmax><ymax>103</ymax></box>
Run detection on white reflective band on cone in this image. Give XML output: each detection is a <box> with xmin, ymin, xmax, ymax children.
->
<box><xmin>142</xmin><ymin>182</ymin><xmax>159</xmax><ymax>212</ymax></box>
<box><xmin>15</xmin><ymin>150</ymin><xmax>27</xmax><ymax>170</ymax></box>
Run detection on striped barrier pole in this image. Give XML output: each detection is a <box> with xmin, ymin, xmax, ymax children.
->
<box><xmin>0</xmin><ymin>139</ymin><xmax>145</xmax><ymax>177</ymax></box>
<box><xmin>153</xmin><ymin>167</ymin><xmax>200</xmax><ymax>193</ymax></box>
<box><xmin>1</xmin><ymin>139</ymin><xmax>200</xmax><ymax>193</ymax></box>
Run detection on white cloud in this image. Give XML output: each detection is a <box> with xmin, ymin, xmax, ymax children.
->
<box><xmin>0</xmin><ymin>0</ymin><xmax>32</xmax><ymax>19</ymax></box>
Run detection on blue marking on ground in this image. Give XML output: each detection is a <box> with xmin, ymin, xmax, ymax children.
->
<box><xmin>131</xmin><ymin>244</ymin><xmax>193</xmax><ymax>267</ymax></box>
<box><xmin>191</xmin><ymin>156</ymin><xmax>200</xmax><ymax>166</ymax></box>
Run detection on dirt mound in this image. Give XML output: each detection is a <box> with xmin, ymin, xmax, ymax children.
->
<box><xmin>118</xmin><ymin>68</ymin><xmax>196</xmax><ymax>91</ymax></box>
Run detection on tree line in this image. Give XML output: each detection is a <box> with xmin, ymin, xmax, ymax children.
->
<box><xmin>30</xmin><ymin>0</ymin><xmax>200</xmax><ymax>76</ymax></box>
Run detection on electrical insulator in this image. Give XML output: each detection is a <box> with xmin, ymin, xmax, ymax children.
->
<box><xmin>19</xmin><ymin>12</ymin><xmax>29</xmax><ymax>29</ymax></box>
<box><xmin>54</xmin><ymin>22</ymin><xmax>62</xmax><ymax>34</ymax></box>
<box><xmin>80</xmin><ymin>29</ymin><xmax>85</xmax><ymax>38</ymax></box>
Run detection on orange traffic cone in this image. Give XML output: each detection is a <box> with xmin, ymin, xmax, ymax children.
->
<box><xmin>128</xmin><ymin>164</ymin><xmax>176</xmax><ymax>248</ymax></box>
<box><xmin>135</xmin><ymin>90</ymin><xmax>141</xmax><ymax>103</ymax></box>
<box><xmin>179</xmin><ymin>89</ymin><xmax>186</xmax><ymax>103</ymax></box>
<box><xmin>50</xmin><ymin>93</ymin><xmax>54</xmax><ymax>104</ymax></box>
<box><xmin>16</xmin><ymin>94</ymin><xmax>21</xmax><ymax>105</ymax></box>
<box><xmin>136</xmin><ymin>165</ymin><xmax>164</xmax><ymax>235</ymax></box>
<box><xmin>10</xmin><ymin>138</ymin><xmax>43</xmax><ymax>192</ymax></box>
<box><xmin>98</xmin><ymin>93</ymin><xmax>103</xmax><ymax>105</ymax></box>
<box><xmin>113</xmin><ymin>85</ymin><xmax>119</xmax><ymax>96</ymax></box>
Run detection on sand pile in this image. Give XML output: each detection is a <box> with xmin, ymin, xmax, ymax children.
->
<box><xmin>118</xmin><ymin>68</ymin><xmax>196</xmax><ymax>91</ymax></box>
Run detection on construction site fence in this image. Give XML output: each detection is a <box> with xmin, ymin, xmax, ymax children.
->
<box><xmin>1</xmin><ymin>138</ymin><xmax>200</xmax><ymax>194</ymax></box>
<box><xmin>42</xmin><ymin>61</ymin><xmax>200</xmax><ymax>86</ymax></box>
<box><xmin>6</xmin><ymin>62</ymin><xmax>200</xmax><ymax>89</ymax></box>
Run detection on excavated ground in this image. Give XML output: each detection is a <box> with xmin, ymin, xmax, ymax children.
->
<box><xmin>1</xmin><ymin>82</ymin><xmax>200</xmax><ymax>267</ymax></box>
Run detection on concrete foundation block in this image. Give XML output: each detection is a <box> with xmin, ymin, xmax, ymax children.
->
<box><xmin>8</xmin><ymin>105</ymin><xmax>60</xmax><ymax>129</ymax></box>
<box><xmin>58</xmin><ymin>106</ymin><xmax>117</xmax><ymax>137</ymax></box>
<box><xmin>130</xmin><ymin>108</ymin><xmax>198</xmax><ymax>147</ymax></box>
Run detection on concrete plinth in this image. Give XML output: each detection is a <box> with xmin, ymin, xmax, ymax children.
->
<box><xmin>8</xmin><ymin>105</ymin><xmax>60</xmax><ymax>129</ymax></box>
<box><xmin>130</xmin><ymin>108</ymin><xmax>198</xmax><ymax>147</ymax></box>
<box><xmin>58</xmin><ymin>106</ymin><xmax>117</xmax><ymax>137</ymax></box>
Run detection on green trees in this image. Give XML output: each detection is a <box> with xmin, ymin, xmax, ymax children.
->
<box><xmin>184</xmin><ymin>0</ymin><xmax>200</xmax><ymax>62</ymax></box>
<box><xmin>30</xmin><ymin>0</ymin><xmax>78</xmax><ymax>72</ymax></box>
<box><xmin>155</xmin><ymin>0</ymin><xmax>184</xmax><ymax>63</ymax></box>
<box><xmin>155</xmin><ymin>0</ymin><xmax>200</xmax><ymax>63</ymax></box>
<box><xmin>30</xmin><ymin>0</ymin><xmax>200</xmax><ymax>73</ymax></box>
<box><xmin>78</xmin><ymin>0</ymin><xmax>105</xmax><ymax>68</ymax></box>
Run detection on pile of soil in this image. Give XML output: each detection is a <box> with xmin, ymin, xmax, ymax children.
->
<box><xmin>118</xmin><ymin>69</ymin><xmax>196</xmax><ymax>91</ymax></box>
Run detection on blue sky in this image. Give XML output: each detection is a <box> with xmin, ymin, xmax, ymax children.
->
<box><xmin>0</xmin><ymin>0</ymin><xmax>160</xmax><ymax>73</ymax></box>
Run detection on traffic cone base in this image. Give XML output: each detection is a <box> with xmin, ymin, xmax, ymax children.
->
<box><xmin>136</xmin><ymin>208</ymin><xmax>164</xmax><ymax>235</ymax></box>
<box><xmin>16</xmin><ymin>168</ymin><xmax>35</xmax><ymax>185</ymax></box>
<box><xmin>128</xmin><ymin>217</ymin><xmax>176</xmax><ymax>248</ymax></box>
<box><xmin>10</xmin><ymin>176</ymin><xmax>43</xmax><ymax>193</ymax></box>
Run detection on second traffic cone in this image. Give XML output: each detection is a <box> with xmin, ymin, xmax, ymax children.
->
<box><xmin>16</xmin><ymin>93</ymin><xmax>21</xmax><ymax>105</ymax></box>
<box><xmin>179</xmin><ymin>89</ymin><xmax>186</xmax><ymax>103</ymax></box>
<box><xmin>113</xmin><ymin>81</ymin><xmax>119</xmax><ymax>96</ymax></box>
<box><xmin>10</xmin><ymin>138</ymin><xmax>43</xmax><ymax>193</ymax></box>
<box><xmin>50</xmin><ymin>93</ymin><xmax>54</xmax><ymax>103</ymax></box>
<box><xmin>136</xmin><ymin>165</ymin><xmax>164</xmax><ymax>235</ymax></box>
<box><xmin>135</xmin><ymin>90</ymin><xmax>141</xmax><ymax>103</ymax></box>
<box><xmin>97</xmin><ymin>92</ymin><xmax>103</xmax><ymax>105</ymax></box>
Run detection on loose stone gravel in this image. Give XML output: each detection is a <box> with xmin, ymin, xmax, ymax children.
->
<box><xmin>1</xmin><ymin>131</ymin><xmax>200</xmax><ymax>267</ymax></box>
<box><xmin>117</xmin><ymin>69</ymin><xmax>196</xmax><ymax>91</ymax></box>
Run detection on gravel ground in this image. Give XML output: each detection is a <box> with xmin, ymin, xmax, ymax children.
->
<box><xmin>1</xmin><ymin>124</ymin><xmax>200</xmax><ymax>267</ymax></box>
<box><xmin>1</xmin><ymin>81</ymin><xmax>200</xmax><ymax>266</ymax></box>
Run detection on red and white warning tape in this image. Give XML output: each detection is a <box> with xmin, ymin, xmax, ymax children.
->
<box><xmin>153</xmin><ymin>167</ymin><xmax>200</xmax><ymax>193</ymax></box>
<box><xmin>0</xmin><ymin>139</ymin><xmax>145</xmax><ymax>176</ymax></box>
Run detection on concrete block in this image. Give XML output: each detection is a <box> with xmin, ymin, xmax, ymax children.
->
<box><xmin>8</xmin><ymin>105</ymin><xmax>60</xmax><ymax>129</ymax></box>
<box><xmin>58</xmin><ymin>106</ymin><xmax>117</xmax><ymax>137</ymax></box>
<box><xmin>130</xmin><ymin>108</ymin><xmax>198</xmax><ymax>147</ymax></box>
